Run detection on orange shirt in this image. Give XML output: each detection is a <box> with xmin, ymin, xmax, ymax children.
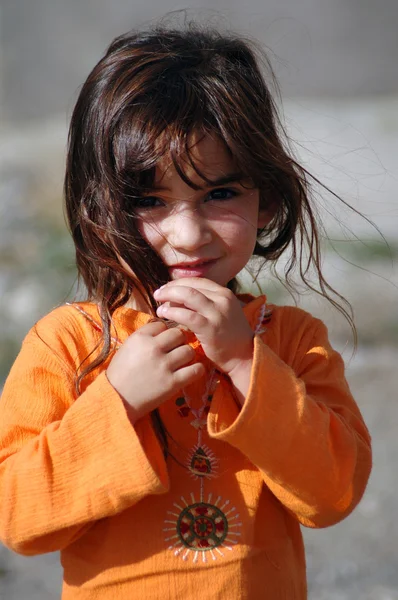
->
<box><xmin>0</xmin><ymin>296</ymin><xmax>371</xmax><ymax>599</ymax></box>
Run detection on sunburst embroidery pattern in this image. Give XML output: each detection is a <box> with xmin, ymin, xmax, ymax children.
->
<box><xmin>164</xmin><ymin>493</ymin><xmax>242</xmax><ymax>563</ymax></box>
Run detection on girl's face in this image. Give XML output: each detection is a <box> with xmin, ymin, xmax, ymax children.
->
<box><xmin>134</xmin><ymin>134</ymin><xmax>268</xmax><ymax>287</ymax></box>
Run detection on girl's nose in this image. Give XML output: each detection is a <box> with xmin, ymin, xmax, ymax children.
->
<box><xmin>164</xmin><ymin>207</ymin><xmax>213</xmax><ymax>251</ymax></box>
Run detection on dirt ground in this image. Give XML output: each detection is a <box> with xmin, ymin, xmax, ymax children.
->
<box><xmin>0</xmin><ymin>345</ymin><xmax>396</xmax><ymax>600</ymax></box>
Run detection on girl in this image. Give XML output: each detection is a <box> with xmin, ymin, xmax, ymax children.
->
<box><xmin>0</xmin><ymin>23</ymin><xmax>371</xmax><ymax>600</ymax></box>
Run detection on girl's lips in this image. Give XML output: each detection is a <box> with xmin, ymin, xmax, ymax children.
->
<box><xmin>168</xmin><ymin>259</ymin><xmax>217</xmax><ymax>278</ymax></box>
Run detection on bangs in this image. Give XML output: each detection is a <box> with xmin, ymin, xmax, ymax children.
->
<box><xmin>110</xmin><ymin>76</ymin><xmax>252</xmax><ymax>199</ymax></box>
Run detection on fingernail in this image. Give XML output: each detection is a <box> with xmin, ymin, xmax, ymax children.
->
<box><xmin>154</xmin><ymin>284</ymin><xmax>167</xmax><ymax>296</ymax></box>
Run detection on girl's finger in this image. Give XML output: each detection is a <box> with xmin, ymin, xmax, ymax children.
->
<box><xmin>156</xmin><ymin>277</ymin><xmax>226</xmax><ymax>295</ymax></box>
<box><xmin>156</xmin><ymin>326</ymin><xmax>187</xmax><ymax>351</ymax></box>
<box><xmin>166</xmin><ymin>344</ymin><xmax>196</xmax><ymax>370</ymax></box>
<box><xmin>139</xmin><ymin>320</ymin><xmax>168</xmax><ymax>336</ymax></box>
<box><xmin>156</xmin><ymin>305</ymin><xmax>208</xmax><ymax>332</ymax></box>
<box><xmin>172</xmin><ymin>361</ymin><xmax>206</xmax><ymax>386</ymax></box>
<box><xmin>154</xmin><ymin>285</ymin><xmax>215</xmax><ymax>317</ymax></box>
<box><xmin>166</xmin><ymin>288</ymin><xmax>224</xmax><ymax>304</ymax></box>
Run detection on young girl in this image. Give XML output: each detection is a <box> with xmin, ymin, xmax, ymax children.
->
<box><xmin>0</xmin><ymin>23</ymin><xmax>371</xmax><ymax>600</ymax></box>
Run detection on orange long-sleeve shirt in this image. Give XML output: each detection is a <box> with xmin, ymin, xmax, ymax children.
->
<box><xmin>0</xmin><ymin>295</ymin><xmax>371</xmax><ymax>599</ymax></box>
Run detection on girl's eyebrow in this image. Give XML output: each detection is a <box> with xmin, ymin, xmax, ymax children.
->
<box><xmin>150</xmin><ymin>172</ymin><xmax>245</xmax><ymax>192</ymax></box>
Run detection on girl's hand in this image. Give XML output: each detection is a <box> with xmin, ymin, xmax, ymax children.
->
<box><xmin>106</xmin><ymin>320</ymin><xmax>205</xmax><ymax>423</ymax></box>
<box><xmin>154</xmin><ymin>278</ymin><xmax>254</xmax><ymax>376</ymax></box>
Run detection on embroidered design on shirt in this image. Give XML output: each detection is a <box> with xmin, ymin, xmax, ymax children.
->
<box><xmin>175</xmin><ymin>396</ymin><xmax>190</xmax><ymax>418</ymax></box>
<box><xmin>187</xmin><ymin>445</ymin><xmax>218</xmax><ymax>480</ymax></box>
<box><xmin>164</xmin><ymin>493</ymin><xmax>242</xmax><ymax>563</ymax></box>
<box><xmin>256</xmin><ymin>302</ymin><xmax>273</xmax><ymax>334</ymax></box>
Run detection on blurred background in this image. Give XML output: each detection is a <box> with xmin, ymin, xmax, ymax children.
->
<box><xmin>0</xmin><ymin>1</ymin><xmax>397</xmax><ymax>598</ymax></box>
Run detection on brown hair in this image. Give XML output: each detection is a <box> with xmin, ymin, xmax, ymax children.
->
<box><xmin>64</xmin><ymin>22</ymin><xmax>355</xmax><ymax>448</ymax></box>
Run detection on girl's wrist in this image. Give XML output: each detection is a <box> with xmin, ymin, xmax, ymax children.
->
<box><xmin>224</xmin><ymin>355</ymin><xmax>253</xmax><ymax>407</ymax></box>
<box><xmin>105</xmin><ymin>370</ymin><xmax>140</xmax><ymax>425</ymax></box>
<box><xmin>122</xmin><ymin>400</ymin><xmax>140</xmax><ymax>426</ymax></box>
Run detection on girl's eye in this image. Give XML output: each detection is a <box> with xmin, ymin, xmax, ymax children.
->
<box><xmin>132</xmin><ymin>196</ymin><xmax>163</xmax><ymax>209</ymax></box>
<box><xmin>207</xmin><ymin>188</ymin><xmax>238</xmax><ymax>201</ymax></box>
<box><xmin>131</xmin><ymin>187</ymin><xmax>238</xmax><ymax>210</ymax></box>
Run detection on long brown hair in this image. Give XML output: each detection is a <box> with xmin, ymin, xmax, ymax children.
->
<box><xmin>64</xmin><ymin>22</ymin><xmax>355</xmax><ymax>442</ymax></box>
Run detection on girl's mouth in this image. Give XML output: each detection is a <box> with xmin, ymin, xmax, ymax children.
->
<box><xmin>168</xmin><ymin>259</ymin><xmax>217</xmax><ymax>278</ymax></box>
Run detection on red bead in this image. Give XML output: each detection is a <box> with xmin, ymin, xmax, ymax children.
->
<box><xmin>178</xmin><ymin>406</ymin><xmax>191</xmax><ymax>417</ymax></box>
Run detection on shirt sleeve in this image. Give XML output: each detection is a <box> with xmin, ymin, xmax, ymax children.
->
<box><xmin>0</xmin><ymin>318</ymin><xmax>169</xmax><ymax>556</ymax></box>
<box><xmin>207</xmin><ymin>314</ymin><xmax>372</xmax><ymax>529</ymax></box>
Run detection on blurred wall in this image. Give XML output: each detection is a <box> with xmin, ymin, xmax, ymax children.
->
<box><xmin>1</xmin><ymin>0</ymin><xmax>398</xmax><ymax>124</ymax></box>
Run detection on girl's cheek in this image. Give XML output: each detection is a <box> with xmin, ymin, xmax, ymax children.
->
<box><xmin>137</xmin><ymin>218</ymin><xmax>163</xmax><ymax>245</ymax></box>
